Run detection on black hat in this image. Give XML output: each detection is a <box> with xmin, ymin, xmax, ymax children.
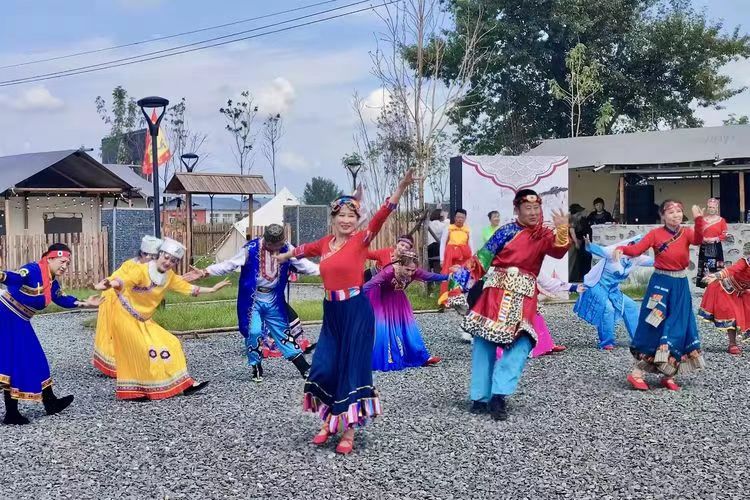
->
<box><xmin>569</xmin><ymin>203</ymin><xmax>586</xmax><ymax>215</ymax></box>
<box><xmin>263</xmin><ymin>224</ymin><xmax>285</xmax><ymax>244</ymax></box>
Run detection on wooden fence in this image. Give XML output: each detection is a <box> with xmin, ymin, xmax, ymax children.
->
<box><xmin>0</xmin><ymin>231</ymin><xmax>109</xmax><ymax>289</ymax></box>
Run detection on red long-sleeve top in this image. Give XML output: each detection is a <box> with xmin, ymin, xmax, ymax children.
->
<box><xmin>619</xmin><ymin>224</ymin><xmax>703</xmax><ymax>271</ymax></box>
<box><xmin>701</xmin><ymin>217</ymin><xmax>728</xmax><ymax>241</ymax></box>
<box><xmin>293</xmin><ymin>200</ymin><xmax>397</xmax><ymax>290</ymax></box>
<box><xmin>367</xmin><ymin>247</ymin><xmax>395</xmax><ymax>268</ymax></box>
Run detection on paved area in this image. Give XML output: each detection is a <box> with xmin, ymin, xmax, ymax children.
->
<box><xmin>1</xmin><ymin>303</ymin><xmax>749</xmax><ymax>499</ymax></box>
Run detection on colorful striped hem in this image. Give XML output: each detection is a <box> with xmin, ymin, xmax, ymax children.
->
<box><xmin>0</xmin><ymin>376</ymin><xmax>53</xmax><ymax>401</ymax></box>
<box><xmin>116</xmin><ymin>374</ymin><xmax>194</xmax><ymax>401</ymax></box>
<box><xmin>697</xmin><ymin>308</ymin><xmax>738</xmax><ymax>331</ymax></box>
<box><xmin>92</xmin><ymin>352</ymin><xmax>117</xmax><ymax>378</ymax></box>
<box><xmin>303</xmin><ymin>392</ymin><xmax>382</xmax><ymax>433</ymax></box>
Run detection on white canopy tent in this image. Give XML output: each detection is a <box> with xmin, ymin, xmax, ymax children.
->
<box><xmin>214</xmin><ymin>187</ymin><xmax>300</xmax><ymax>261</ymax></box>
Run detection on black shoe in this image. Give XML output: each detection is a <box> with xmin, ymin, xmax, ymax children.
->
<box><xmin>291</xmin><ymin>354</ymin><xmax>311</xmax><ymax>379</ymax></box>
<box><xmin>3</xmin><ymin>391</ymin><xmax>30</xmax><ymax>425</ymax></box>
<box><xmin>251</xmin><ymin>364</ymin><xmax>264</xmax><ymax>383</ymax></box>
<box><xmin>489</xmin><ymin>395</ymin><xmax>508</xmax><ymax>421</ymax></box>
<box><xmin>41</xmin><ymin>387</ymin><xmax>74</xmax><ymax>416</ymax></box>
<box><xmin>303</xmin><ymin>343</ymin><xmax>317</xmax><ymax>355</ymax></box>
<box><xmin>469</xmin><ymin>401</ymin><xmax>488</xmax><ymax>414</ymax></box>
<box><xmin>183</xmin><ymin>381</ymin><xmax>209</xmax><ymax>396</ymax></box>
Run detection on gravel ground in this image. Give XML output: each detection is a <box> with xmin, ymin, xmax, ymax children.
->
<box><xmin>1</xmin><ymin>301</ymin><xmax>749</xmax><ymax>499</ymax></box>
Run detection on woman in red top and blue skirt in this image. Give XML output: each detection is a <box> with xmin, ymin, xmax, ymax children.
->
<box><xmin>614</xmin><ymin>200</ymin><xmax>705</xmax><ymax>391</ymax></box>
<box><xmin>278</xmin><ymin>170</ymin><xmax>414</xmax><ymax>455</ymax></box>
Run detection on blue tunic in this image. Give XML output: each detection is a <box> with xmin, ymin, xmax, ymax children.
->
<box><xmin>574</xmin><ymin>241</ymin><xmax>653</xmax><ymax>348</ymax></box>
<box><xmin>0</xmin><ymin>262</ymin><xmax>78</xmax><ymax>400</ymax></box>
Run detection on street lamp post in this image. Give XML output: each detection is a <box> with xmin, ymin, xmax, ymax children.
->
<box><xmin>344</xmin><ymin>156</ymin><xmax>363</xmax><ymax>192</ymax></box>
<box><xmin>137</xmin><ymin>96</ymin><xmax>169</xmax><ymax>238</ymax></box>
<box><xmin>180</xmin><ymin>153</ymin><xmax>199</xmax><ymax>264</ymax></box>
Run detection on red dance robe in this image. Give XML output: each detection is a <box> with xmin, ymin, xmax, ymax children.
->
<box><xmin>457</xmin><ymin>221</ymin><xmax>570</xmax><ymax>346</ymax></box>
<box><xmin>699</xmin><ymin>257</ymin><xmax>750</xmax><ymax>332</ymax></box>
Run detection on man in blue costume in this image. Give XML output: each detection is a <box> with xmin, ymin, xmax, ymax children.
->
<box><xmin>184</xmin><ymin>224</ymin><xmax>319</xmax><ymax>382</ymax></box>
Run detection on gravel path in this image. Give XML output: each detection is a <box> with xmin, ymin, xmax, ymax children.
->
<box><xmin>1</xmin><ymin>302</ymin><xmax>749</xmax><ymax>499</ymax></box>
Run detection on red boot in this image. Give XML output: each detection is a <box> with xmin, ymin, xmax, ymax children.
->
<box><xmin>424</xmin><ymin>356</ymin><xmax>442</xmax><ymax>366</ymax></box>
<box><xmin>660</xmin><ymin>378</ymin><xmax>680</xmax><ymax>391</ymax></box>
<box><xmin>627</xmin><ymin>374</ymin><xmax>649</xmax><ymax>391</ymax></box>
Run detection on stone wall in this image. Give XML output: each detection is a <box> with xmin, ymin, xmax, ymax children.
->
<box><xmin>102</xmin><ymin>208</ymin><xmax>154</xmax><ymax>274</ymax></box>
<box><xmin>591</xmin><ymin>223</ymin><xmax>750</xmax><ymax>287</ymax></box>
<box><xmin>284</xmin><ymin>205</ymin><xmax>329</xmax><ymax>247</ymax></box>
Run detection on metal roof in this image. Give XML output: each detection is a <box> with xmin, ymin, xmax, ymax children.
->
<box><xmin>0</xmin><ymin>150</ymin><xmax>138</xmax><ymax>194</ymax></box>
<box><xmin>164</xmin><ymin>172</ymin><xmax>273</xmax><ymax>195</ymax></box>
<box><xmin>102</xmin><ymin>164</ymin><xmax>153</xmax><ymax>198</ymax></box>
<box><xmin>526</xmin><ymin>125</ymin><xmax>750</xmax><ymax>170</ymax></box>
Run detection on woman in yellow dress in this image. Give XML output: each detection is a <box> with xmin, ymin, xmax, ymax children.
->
<box><xmin>95</xmin><ymin>238</ymin><xmax>230</xmax><ymax>400</ymax></box>
<box><xmin>93</xmin><ymin>235</ymin><xmax>162</xmax><ymax>377</ymax></box>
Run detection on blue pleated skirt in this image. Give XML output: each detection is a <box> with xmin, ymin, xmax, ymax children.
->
<box><xmin>0</xmin><ymin>300</ymin><xmax>52</xmax><ymax>400</ymax></box>
<box><xmin>303</xmin><ymin>293</ymin><xmax>382</xmax><ymax>433</ymax></box>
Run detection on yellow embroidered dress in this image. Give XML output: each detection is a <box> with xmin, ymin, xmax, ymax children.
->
<box><xmin>93</xmin><ymin>258</ymin><xmax>140</xmax><ymax>377</ymax></box>
<box><xmin>109</xmin><ymin>262</ymin><xmax>198</xmax><ymax>400</ymax></box>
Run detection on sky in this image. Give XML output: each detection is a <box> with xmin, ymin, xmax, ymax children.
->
<box><xmin>0</xmin><ymin>0</ymin><xmax>749</xmax><ymax>199</ymax></box>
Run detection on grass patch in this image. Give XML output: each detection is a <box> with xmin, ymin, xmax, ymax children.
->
<box><xmin>295</xmin><ymin>275</ymin><xmax>322</xmax><ymax>284</ymax></box>
<box><xmin>80</xmin><ymin>285</ymin><xmax>440</xmax><ymax>332</ymax></box>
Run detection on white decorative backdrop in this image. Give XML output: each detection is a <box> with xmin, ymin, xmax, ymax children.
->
<box><xmin>459</xmin><ymin>155</ymin><xmax>570</xmax><ymax>280</ymax></box>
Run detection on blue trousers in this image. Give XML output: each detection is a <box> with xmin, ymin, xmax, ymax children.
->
<box><xmin>245</xmin><ymin>297</ymin><xmax>301</xmax><ymax>367</ymax></box>
<box><xmin>470</xmin><ymin>334</ymin><xmax>532</xmax><ymax>401</ymax></box>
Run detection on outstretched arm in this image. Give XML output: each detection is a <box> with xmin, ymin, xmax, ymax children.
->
<box><xmin>414</xmin><ymin>268</ymin><xmax>449</xmax><ymax>283</ymax></box>
<box><xmin>363</xmin><ymin>266</ymin><xmax>395</xmax><ymax>293</ymax></box>
<box><xmin>0</xmin><ymin>269</ymin><xmax>28</xmax><ymax>288</ymax></box>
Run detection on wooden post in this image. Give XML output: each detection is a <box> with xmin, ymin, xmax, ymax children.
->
<box><xmin>247</xmin><ymin>194</ymin><xmax>254</xmax><ymax>238</ymax></box>
<box><xmin>740</xmin><ymin>173</ymin><xmax>746</xmax><ymax>222</ymax></box>
<box><xmin>618</xmin><ymin>175</ymin><xmax>625</xmax><ymax>222</ymax></box>
<box><xmin>23</xmin><ymin>195</ymin><xmax>29</xmax><ymax>230</ymax></box>
<box><xmin>186</xmin><ymin>193</ymin><xmax>193</xmax><ymax>264</ymax></box>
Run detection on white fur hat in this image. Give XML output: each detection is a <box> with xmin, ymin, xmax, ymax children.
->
<box><xmin>159</xmin><ymin>237</ymin><xmax>185</xmax><ymax>259</ymax></box>
<box><xmin>140</xmin><ymin>236</ymin><xmax>162</xmax><ymax>255</ymax></box>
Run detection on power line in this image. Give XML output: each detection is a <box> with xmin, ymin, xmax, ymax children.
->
<box><xmin>0</xmin><ymin>2</ymin><xmax>396</xmax><ymax>88</ymax></box>
<box><xmin>0</xmin><ymin>0</ymin><xmax>376</xmax><ymax>86</ymax></box>
<box><xmin>0</xmin><ymin>0</ymin><xmax>344</xmax><ymax>70</ymax></box>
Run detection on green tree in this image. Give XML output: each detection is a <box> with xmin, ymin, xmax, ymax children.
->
<box><xmin>438</xmin><ymin>0</ymin><xmax>750</xmax><ymax>153</ymax></box>
<box><xmin>95</xmin><ymin>85</ymin><xmax>141</xmax><ymax>164</ymax></box>
<box><xmin>548</xmin><ymin>43</ymin><xmax>603</xmax><ymax>137</ymax></box>
<box><xmin>303</xmin><ymin>177</ymin><xmax>343</xmax><ymax>206</ymax></box>
<box><xmin>724</xmin><ymin>113</ymin><xmax>750</xmax><ymax>125</ymax></box>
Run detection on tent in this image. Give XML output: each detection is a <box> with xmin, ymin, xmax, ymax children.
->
<box><xmin>214</xmin><ymin>187</ymin><xmax>300</xmax><ymax>261</ymax></box>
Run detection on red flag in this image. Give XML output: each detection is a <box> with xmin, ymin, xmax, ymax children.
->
<box><xmin>142</xmin><ymin>110</ymin><xmax>172</xmax><ymax>175</ymax></box>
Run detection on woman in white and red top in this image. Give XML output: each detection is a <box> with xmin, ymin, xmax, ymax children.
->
<box><xmin>277</xmin><ymin>170</ymin><xmax>414</xmax><ymax>455</ymax></box>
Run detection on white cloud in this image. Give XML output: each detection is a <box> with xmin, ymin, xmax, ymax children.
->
<box><xmin>358</xmin><ymin>86</ymin><xmax>391</xmax><ymax>123</ymax></box>
<box><xmin>694</xmin><ymin>59</ymin><xmax>750</xmax><ymax>126</ymax></box>
<box><xmin>0</xmin><ymin>85</ymin><xmax>64</xmax><ymax>112</ymax></box>
<box><xmin>256</xmin><ymin>77</ymin><xmax>296</xmax><ymax>116</ymax></box>
<box><xmin>279</xmin><ymin>151</ymin><xmax>310</xmax><ymax>172</ymax></box>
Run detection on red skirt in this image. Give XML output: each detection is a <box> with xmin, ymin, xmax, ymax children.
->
<box><xmin>440</xmin><ymin>244</ymin><xmax>472</xmax><ymax>296</ymax></box>
<box><xmin>698</xmin><ymin>281</ymin><xmax>750</xmax><ymax>332</ymax></box>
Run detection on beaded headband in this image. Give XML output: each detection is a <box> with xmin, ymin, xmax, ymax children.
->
<box><xmin>330</xmin><ymin>196</ymin><xmax>361</xmax><ymax>217</ymax></box>
<box><xmin>513</xmin><ymin>193</ymin><xmax>542</xmax><ymax>207</ymax></box>
<box><xmin>46</xmin><ymin>250</ymin><xmax>71</xmax><ymax>259</ymax></box>
<box><xmin>662</xmin><ymin>201</ymin><xmax>683</xmax><ymax>213</ymax></box>
<box><xmin>397</xmin><ymin>237</ymin><xmax>414</xmax><ymax>247</ymax></box>
<box><xmin>398</xmin><ymin>251</ymin><xmax>419</xmax><ymax>264</ymax></box>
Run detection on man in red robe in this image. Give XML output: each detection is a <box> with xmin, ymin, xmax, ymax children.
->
<box><xmin>447</xmin><ymin>189</ymin><xmax>570</xmax><ymax>420</ymax></box>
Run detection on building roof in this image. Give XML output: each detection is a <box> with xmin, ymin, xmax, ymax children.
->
<box><xmin>163</xmin><ymin>195</ymin><xmax>263</xmax><ymax>211</ymax></box>
<box><xmin>102</xmin><ymin>164</ymin><xmax>153</xmax><ymax>198</ymax></box>
<box><xmin>527</xmin><ymin>125</ymin><xmax>750</xmax><ymax>170</ymax></box>
<box><xmin>164</xmin><ymin>172</ymin><xmax>273</xmax><ymax>195</ymax></box>
<box><xmin>0</xmin><ymin>149</ymin><xmax>141</xmax><ymax>195</ymax></box>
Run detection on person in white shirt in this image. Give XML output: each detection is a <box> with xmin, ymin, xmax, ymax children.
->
<box><xmin>183</xmin><ymin>224</ymin><xmax>319</xmax><ymax>382</ymax></box>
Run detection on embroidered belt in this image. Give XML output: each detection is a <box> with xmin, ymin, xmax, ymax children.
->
<box><xmin>324</xmin><ymin>287</ymin><xmax>361</xmax><ymax>301</ymax></box>
<box><xmin>484</xmin><ymin>266</ymin><xmax>536</xmax><ymax>297</ymax></box>
<box><xmin>256</xmin><ymin>286</ymin><xmax>275</xmax><ymax>293</ymax></box>
<box><xmin>654</xmin><ymin>269</ymin><xmax>687</xmax><ymax>278</ymax></box>
<box><xmin>0</xmin><ymin>291</ymin><xmax>37</xmax><ymax>320</ymax></box>
<box><xmin>20</xmin><ymin>285</ymin><xmax>45</xmax><ymax>296</ymax></box>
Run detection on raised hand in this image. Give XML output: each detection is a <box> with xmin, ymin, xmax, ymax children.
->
<box><xmin>211</xmin><ymin>279</ymin><xmax>232</xmax><ymax>292</ymax></box>
<box><xmin>551</xmin><ymin>209</ymin><xmax>569</xmax><ymax>227</ymax></box>
<box><xmin>692</xmin><ymin>205</ymin><xmax>704</xmax><ymax>219</ymax></box>
<box><xmin>182</xmin><ymin>266</ymin><xmax>207</xmax><ymax>283</ymax></box>
<box><xmin>400</xmin><ymin>168</ymin><xmax>416</xmax><ymax>187</ymax></box>
<box><xmin>575</xmin><ymin>284</ymin><xmax>586</xmax><ymax>294</ymax></box>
